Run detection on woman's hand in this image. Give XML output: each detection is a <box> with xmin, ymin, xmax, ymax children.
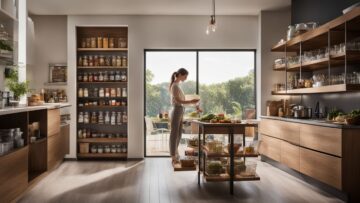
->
<box><xmin>190</xmin><ymin>99</ymin><xmax>200</xmax><ymax>104</ymax></box>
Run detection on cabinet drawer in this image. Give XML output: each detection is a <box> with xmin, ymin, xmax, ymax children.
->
<box><xmin>60</xmin><ymin>124</ymin><xmax>70</xmax><ymax>155</ymax></box>
<box><xmin>281</xmin><ymin>141</ymin><xmax>300</xmax><ymax>171</ymax></box>
<box><xmin>48</xmin><ymin>109</ymin><xmax>60</xmax><ymax>137</ymax></box>
<box><xmin>300</xmin><ymin>148</ymin><xmax>342</xmax><ymax>190</ymax></box>
<box><xmin>48</xmin><ymin>133</ymin><xmax>63</xmax><ymax>170</ymax></box>
<box><xmin>259</xmin><ymin>134</ymin><xmax>281</xmax><ymax>162</ymax></box>
<box><xmin>300</xmin><ymin>124</ymin><xmax>342</xmax><ymax>157</ymax></box>
<box><xmin>260</xmin><ymin>119</ymin><xmax>300</xmax><ymax>144</ymax></box>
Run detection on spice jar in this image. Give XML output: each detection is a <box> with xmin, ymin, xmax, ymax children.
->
<box><xmin>104</xmin><ymin>71</ymin><xmax>109</xmax><ymax>82</ymax></box>
<box><xmin>105</xmin><ymin>145</ymin><xmax>111</xmax><ymax>153</ymax></box>
<box><xmin>97</xmin><ymin>37</ymin><xmax>103</xmax><ymax>48</ymax></box>
<box><xmin>78</xmin><ymin>72</ymin><xmax>83</xmax><ymax>82</ymax></box>
<box><xmin>118</xmin><ymin>38</ymin><xmax>127</xmax><ymax>48</ymax></box>
<box><xmin>78</xmin><ymin>112</ymin><xmax>84</xmax><ymax>123</ymax></box>
<box><xmin>105</xmin><ymin>111</ymin><xmax>110</xmax><ymax>124</ymax></box>
<box><xmin>111</xmin><ymin>55</ymin><xmax>116</xmax><ymax>66</ymax></box>
<box><xmin>105</xmin><ymin>88</ymin><xmax>110</xmax><ymax>97</ymax></box>
<box><xmin>105</xmin><ymin>56</ymin><xmax>111</xmax><ymax>66</ymax></box>
<box><xmin>110</xmin><ymin>88</ymin><xmax>116</xmax><ymax>97</ymax></box>
<box><xmin>86</xmin><ymin>129</ymin><xmax>91</xmax><ymax>138</ymax></box>
<box><xmin>78</xmin><ymin>56</ymin><xmax>83</xmax><ymax>66</ymax></box>
<box><xmin>91</xmin><ymin>112</ymin><xmax>97</xmax><ymax>123</ymax></box>
<box><xmin>99</xmin><ymin>71</ymin><xmax>104</xmax><ymax>81</ymax></box>
<box><xmin>83</xmin><ymin>72</ymin><xmax>88</xmax><ymax>82</ymax></box>
<box><xmin>88</xmin><ymin>73</ymin><xmax>93</xmax><ymax>82</ymax></box>
<box><xmin>83</xmin><ymin>88</ymin><xmax>89</xmax><ymax>97</ymax></box>
<box><xmin>109</xmin><ymin>38</ymin><xmax>115</xmax><ymax>48</ymax></box>
<box><xmin>89</xmin><ymin>55</ymin><xmax>94</xmax><ymax>66</ymax></box>
<box><xmin>122</xmin><ymin>56</ymin><xmax>128</xmax><ymax>67</ymax></box>
<box><xmin>94</xmin><ymin>55</ymin><xmax>99</xmax><ymax>66</ymax></box>
<box><xmin>111</xmin><ymin>112</ymin><xmax>116</xmax><ymax>125</ymax></box>
<box><xmin>86</xmin><ymin>38</ymin><xmax>91</xmax><ymax>48</ymax></box>
<box><xmin>97</xmin><ymin>145</ymin><xmax>104</xmax><ymax>153</ymax></box>
<box><xmin>117</xmin><ymin>88</ymin><xmax>121</xmax><ymax>97</ymax></box>
<box><xmin>117</xmin><ymin>112</ymin><xmax>122</xmax><ymax>124</ymax></box>
<box><xmin>111</xmin><ymin>145</ymin><xmax>117</xmax><ymax>153</ymax></box>
<box><xmin>99</xmin><ymin>88</ymin><xmax>105</xmax><ymax>97</ymax></box>
<box><xmin>81</xmin><ymin>38</ymin><xmax>86</xmax><ymax>48</ymax></box>
<box><xmin>91</xmin><ymin>145</ymin><xmax>97</xmax><ymax>153</ymax></box>
<box><xmin>115</xmin><ymin>71</ymin><xmax>121</xmax><ymax>81</ymax></box>
<box><xmin>122</xmin><ymin>88</ymin><xmax>127</xmax><ymax>98</ymax></box>
<box><xmin>109</xmin><ymin>71</ymin><xmax>115</xmax><ymax>81</ymax></box>
<box><xmin>122</xmin><ymin>111</ymin><xmax>128</xmax><ymax>123</ymax></box>
<box><xmin>116</xmin><ymin>145</ymin><xmax>121</xmax><ymax>153</ymax></box>
<box><xmin>99</xmin><ymin>55</ymin><xmax>105</xmax><ymax>66</ymax></box>
<box><xmin>121</xmin><ymin>71</ymin><xmax>127</xmax><ymax>82</ymax></box>
<box><xmin>84</xmin><ymin>112</ymin><xmax>90</xmax><ymax>124</ymax></box>
<box><xmin>94</xmin><ymin>72</ymin><xmax>99</xmax><ymax>81</ymax></box>
<box><xmin>82</xmin><ymin>129</ymin><xmax>87</xmax><ymax>138</ymax></box>
<box><xmin>103</xmin><ymin>37</ymin><xmax>109</xmax><ymax>48</ymax></box>
<box><xmin>78</xmin><ymin>129</ymin><xmax>83</xmax><ymax>138</ymax></box>
<box><xmin>93</xmin><ymin>88</ymin><xmax>99</xmax><ymax>97</ymax></box>
<box><xmin>98</xmin><ymin>111</ymin><xmax>104</xmax><ymax>124</ymax></box>
<box><xmin>91</xmin><ymin>37</ymin><xmax>97</xmax><ymax>48</ymax></box>
<box><xmin>83</xmin><ymin>56</ymin><xmax>89</xmax><ymax>66</ymax></box>
<box><xmin>78</xmin><ymin>88</ymin><xmax>84</xmax><ymax>98</ymax></box>
<box><xmin>116</xmin><ymin>56</ymin><xmax>122</xmax><ymax>67</ymax></box>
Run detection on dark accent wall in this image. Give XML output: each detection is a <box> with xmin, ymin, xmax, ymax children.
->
<box><xmin>291</xmin><ymin>0</ymin><xmax>360</xmax><ymax>24</ymax></box>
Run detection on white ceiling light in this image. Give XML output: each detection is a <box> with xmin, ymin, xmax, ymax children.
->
<box><xmin>206</xmin><ymin>0</ymin><xmax>216</xmax><ymax>35</ymax></box>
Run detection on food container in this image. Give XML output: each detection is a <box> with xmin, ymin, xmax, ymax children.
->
<box><xmin>226</xmin><ymin>159</ymin><xmax>246</xmax><ymax>175</ymax></box>
<box><xmin>91</xmin><ymin>145</ymin><xmax>97</xmax><ymax>153</ymax></box>
<box><xmin>79</xmin><ymin>143</ymin><xmax>90</xmax><ymax>154</ymax></box>
<box><xmin>97</xmin><ymin>146</ymin><xmax>104</xmax><ymax>153</ymax></box>
<box><xmin>104</xmin><ymin>145</ymin><xmax>111</xmax><ymax>153</ymax></box>
<box><xmin>227</xmin><ymin>143</ymin><xmax>241</xmax><ymax>154</ymax></box>
<box><xmin>239</xmin><ymin>159</ymin><xmax>257</xmax><ymax>177</ymax></box>
<box><xmin>206</xmin><ymin>161</ymin><xmax>223</xmax><ymax>176</ymax></box>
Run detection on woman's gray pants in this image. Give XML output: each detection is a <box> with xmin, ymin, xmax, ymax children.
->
<box><xmin>169</xmin><ymin>105</ymin><xmax>184</xmax><ymax>156</ymax></box>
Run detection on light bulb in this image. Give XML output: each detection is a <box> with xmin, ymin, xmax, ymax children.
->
<box><xmin>206</xmin><ymin>26</ymin><xmax>210</xmax><ymax>35</ymax></box>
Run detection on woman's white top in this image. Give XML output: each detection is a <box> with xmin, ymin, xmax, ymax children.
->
<box><xmin>170</xmin><ymin>82</ymin><xmax>185</xmax><ymax>106</ymax></box>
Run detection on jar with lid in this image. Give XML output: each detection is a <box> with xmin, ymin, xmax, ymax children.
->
<box><xmin>98</xmin><ymin>111</ymin><xmax>104</xmax><ymax>124</ymax></box>
<box><xmin>110</xmin><ymin>88</ymin><xmax>116</xmax><ymax>97</ymax></box>
<box><xmin>111</xmin><ymin>100</ymin><xmax>116</xmax><ymax>106</ymax></box>
<box><xmin>78</xmin><ymin>88</ymin><xmax>84</xmax><ymax>98</ymax></box>
<box><xmin>99</xmin><ymin>88</ymin><xmax>105</xmax><ymax>98</ymax></box>
<box><xmin>88</xmin><ymin>55</ymin><xmax>94</xmax><ymax>66</ymax></box>
<box><xmin>84</xmin><ymin>112</ymin><xmax>90</xmax><ymax>124</ymax></box>
<box><xmin>91</xmin><ymin>112</ymin><xmax>97</xmax><ymax>124</ymax></box>
<box><xmin>111</xmin><ymin>145</ymin><xmax>117</xmax><ymax>153</ymax></box>
<box><xmin>122</xmin><ymin>111</ymin><xmax>128</xmax><ymax>123</ymax></box>
<box><xmin>78</xmin><ymin>56</ymin><xmax>83</xmax><ymax>66</ymax></box>
<box><xmin>82</xmin><ymin>129</ymin><xmax>87</xmax><ymax>138</ymax></box>
<box><xmin>109</xmin><ymin>38</ymin><xmax>115</xmax><ymax>48</ymax></box>
<box><xmin>86</xmin><ymin>129</ymin><xmax>91</xmax><ymax>138</ymax></box>
<box><xmin>83</xmin><ymin>72</ymin><xmax>88</xmax><ymax>82</ymax></box>
<box><xmin>99</xmin><ymin>71</ymin><xmax>104</xmax><ymax>81</ymax></box>
<box><xmin>105</xmin><ymin>88</ymin><xmax>110</xmax><ymax>97</ymax></box>
<box><xmin>86</xmin><ymin>38</ymin><xmax>91</xmax><ymax>48</ymax></box>
<box><xmin>81</xmin><ymin>38</ymin><xmax>86</xmax><ymax>48</ymax></box>
<box><xmin>93</xmin><ymin>88</ymin><xmax>99</xmax><ymax>97</ymax></box>
<box><xmin>115</xmin><ymin>71</ymin><xmax>121</xmax><ymax>81</ymax></box>
<box><xmin>78</xmin><ymin>129</ymin><xmax>83</xmax><ymax>138</ymax></box>
<box><xmin>116</xmin><ymin>56</ymin><xmax>122</xmax><ymax>67</ymax></box>
<box><xmin>91</xmin><ymin>145</ymin><xmax>97</xmax><ymax>153</ymax></box>
<box><xmin>91</xmin><ymin>37</ymin><xmax>97</xmax><ymax>48</ymax></box>
<box><xmin>121</xmin><ymin>144</ymin><xmax>126</xmax><ymax>153</ymax></box>
<box><xmin>83</xmin><ymin>88</ymin><xmax>89</xmax><ymax>97</ymax></box>
<box><xmin>122</xmin><ymin>56</ymin><xmax>128</xmax><ymax>67</ymax></box>
<box><xmin>109</xmin><ymin>71</ymin><xmax>115</xmax><ymax>81</ymax></box>
<box><xmin>94</xmin><ymin>55</ymin><xmax>99</xmax><ymax>66</ymax></box>
<box><xmin>94</xmin><ymin>72</ymin><xmax>99</xmax><ymax>81</ymax></box>
<box><xmin>78</xmin><ymin>72</ymin><xmax>83</xmax><ymax>82</ymax></box>
<box><xmin>99</xmin><ymin>55</ymin><xmax>105</xmax><ymax>66</ymax></box>
<box><xmin>121</xmin><ymin>71</ymin><xmax>127</xmax><ymax>82</ymax></box>
<box><xmin>111</xmin><ymin>55</ymin><xmax>116</xmax><ymax>66</ymax></box>
<box><xmin>103</xmin><ymin>37</ymin><xmax>109</xmax><ymax>48</ymax></box>
<box><xmin>118</xmin><ymin>38</ymin><xmax>127</xmax><ymax>48</ymax></box>
<box><xmin>117</xmin><ymin>112</ymin><xmax>122</xmax><ymax>124</ymax></box>
<box><xmin>121</xmin><ymin>101</ymin><xmax>127</xmax><ymax>106</ymax></box>
<box><xmin>103</xmin><ymin>71</ymin><xmax>109</xmax><ymax>81</ymax></box>
<box><xmin>116</xmin><ymin>145</ymin><xmax>121</xmax><ymax>153</ymax></box>
<box><xmin>97</xmin><ymin>145</ymin><xmax>104</xmax><ymax>153</ymax></box>
<box><xmin>111</xmin><ymin>112</ymin><xmax>116</xmax><ymax>125</ymax></box>
<box><xmin>122</xmin><ymin>88</ymin><xmax>127</xmax><ymax>98</ymax></box>
<box><xmin>104</xmin><ymin>145</ymin><xmax>111</xmax><ymax>153</ymax></box>
<box><xmin>83</xmin><ymin>56</ymin><xmax>89</xmax><ymax>66</ymax></box>
<box><xmin>88</xmin><ymin>72</ymin><xmax>93</xmax><ymax>82</ymax></box>
<box><xmin>117</xmin><ymin>88</ymin><xmax>121</xmax><ymax>97</ymax></box>
<box><xmin>97</xmin><ymin>37</ymin><xmax>103</xmax><ymax>48</ymax></box>
<box><xmin>104</xmin><ymin>111</ymin><xmax>110</xmax><ymax>124</ymax></box>
<box><xmin>78</xmin><ymin>112</ymin><xmax>84</xmax><ymax>123</ymax></box>
<box><xmin>105</xmin><ymin>56</ymin><xmax>111</xmax><ymax>66</ymax></box>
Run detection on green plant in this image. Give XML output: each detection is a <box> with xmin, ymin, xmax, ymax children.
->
<box><xmin>231</xmin><ymin>101</ymin><xmax>242</xmax><ymax>117</ymax></box>
<box><xmin>6</xmin><ymin>67</ymin><xmax>29</xmax><ymax>100</ymax></box>
<box><xmin>0</xmin><ymin>40</ymin><xmax>13</xmax><ymax>51</ymax></box>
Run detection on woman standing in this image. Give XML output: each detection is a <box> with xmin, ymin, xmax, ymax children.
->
<box><xmin>169</xmin><ymin>68</ymin><xmax>200</xmax><ymax>164</ymax></box>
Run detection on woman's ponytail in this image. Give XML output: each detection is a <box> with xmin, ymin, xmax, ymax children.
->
<box><xmin>169</xmin><ymin>71</ymin><xmax>178</xmax><ymax>90</ymax></box>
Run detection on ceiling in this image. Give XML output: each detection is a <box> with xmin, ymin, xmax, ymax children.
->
<box><xmin>28</xmin><ymin>0</ymin><xmax>291</xmax><ymax>16</ymax></box>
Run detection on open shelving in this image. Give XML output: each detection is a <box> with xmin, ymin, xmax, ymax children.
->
<box><xmin>76</xmin><ymin>26</ymin><xmax>128</xmax><ymax>159</ymax></box>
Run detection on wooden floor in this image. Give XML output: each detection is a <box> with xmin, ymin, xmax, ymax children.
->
<box><xmin>18</xmin><ymin>158</ymin><xmax>343</xmax><ymax>203</ymax></box>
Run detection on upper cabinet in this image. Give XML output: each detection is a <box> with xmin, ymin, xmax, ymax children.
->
<box><xmin>271</xmin><ymin>7</ymin><xmax>360</xmax><ymax>95</ymax></box>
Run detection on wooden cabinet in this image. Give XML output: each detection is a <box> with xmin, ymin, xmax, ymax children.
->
<box><xmin>61</xmin><ymin>124</ymin><xmax>70</xmax><ymax>155</ymax></box>
<box><xmin>0</xmin><ymin>147</ymin><xmax>28</xmax><ymax>203</ymax></box>
<box><xmin>259</xmin><ymin>119</ymin><xmax>300</xmax><ymax>144</ymax></box>
<box><xmin>300</xmin><ymin>124</ymin><xmax>342</xmax><ymax>157</ymax></box>
<box><xmin>281</xmin><ymin>141</ymin><xmax>300</xmax><ymax>171</ymax></box>
<box><xmin>300</xmin><ymin>148</ymin><xmax>342</xmax><ymax>190</ymax></box>
<box><xmin>259</xmin><ymin>134</ymin><xmax>281</xmax><ymax>162</ymax></box>
<box><xmin>47</xmin><ymin>109</ymin><xmax>60</xmax><ymax>137</ymax></box>
<box><xmin>47</xmin><ymin>133</ymin><xmax>64</xmax><ymax>170</ymax></box>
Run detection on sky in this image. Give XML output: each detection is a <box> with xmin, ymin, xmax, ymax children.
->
<box><xmin>146</xmin><ymin>51</ymin><xmax>254</xmax><ymax>85</ymax></box>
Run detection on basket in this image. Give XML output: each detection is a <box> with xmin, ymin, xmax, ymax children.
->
<box><xmin>79</xmin><ymin>143</ymin><xmax>90</xmax><ymax>154</ymax></box>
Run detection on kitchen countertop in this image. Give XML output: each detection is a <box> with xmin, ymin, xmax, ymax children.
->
<box><xmin>261</xmin><ymin>116</ymin><xmax>360</xmax><ymax>129</ymax></box>
<box><xmin>0</xmin><ymin>103</ymin><xmax>71</xmax><ymax>116</ymax></box>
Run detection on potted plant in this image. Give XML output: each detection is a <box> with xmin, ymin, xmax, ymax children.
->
<box><xmin>5</xmin><ymin>66</ymin><xmax>29</xmax><ymax>106</ymax></box>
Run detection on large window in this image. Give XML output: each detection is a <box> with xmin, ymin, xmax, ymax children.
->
<box><xmin>145</xmin><ymin>50</ymin><xmax>256</xmax><ymax>157</ymax></box>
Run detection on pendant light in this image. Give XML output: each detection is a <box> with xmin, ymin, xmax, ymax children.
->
<box><xmin>206</xmin><ymin>0</ymin><xmax>216</xmax><ymax>35</ymax></box>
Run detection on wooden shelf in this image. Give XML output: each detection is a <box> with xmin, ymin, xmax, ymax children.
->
<box><xmin>78</xmin><ymin>123</ymin><xmax>127</xmax><ymax>127</ymax></box>
<box><xmin>78</xmin><ymin>138</ymin><xmax>127</xmax><ymax>143</ymax></box>
<box><xmin>77</xmin><ymin>153</ymin><xmax>127</xmax><ymax>158</ymax></box>
<box><xmin>204</xmin><ymin>173</ymin><xmax>260</xmax><ymax>182</ymax></box>
<box><xmin>78</xmin><ymin>66</ymin><xmax>128</xmax><ymax>69</ymax></box>
<box><xmin>44</xmin><ymin>82</ymin><xmax>67</xmax><ymax>86</ymax></box>
<box><xmin>202</xmin><ymin>147</ymin><xmax>259</xmax><ymax>158</ymax></box>
<box><xmin>77</xmin><ymin>48</ymin><xmax>128</xmax><ymax>52</ymax></box>
<box><xmin>29</xmin><ymin>137</ymin><xmax>47</xmax><ymax>145</ymax></box>
<box><xmin>78</xmin><ymin>81</ymin><xmax>127</xmax><ymax>84</ymax></box>
<box><xmin>272</xmin><ymin>84</ymin><xmax>360</xmax><ymax>95</ymax></box>
<box><xmin>78</xmin><ymin>97</ymin><xmax>127</xmax><ymax>100</ymax></box>
<box><xmin>78</xmin><ymin>106</ymin><xmax>127</xmax><ymax>109</ymax></box>
<box><xmin>287</xmin><ymin>58</ymin><xmax>329</xmax><ymax>72</ymax></box>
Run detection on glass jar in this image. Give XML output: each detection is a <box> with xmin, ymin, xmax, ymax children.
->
<box><xmin>84</xmin><ymin>112</ymin><xmax>90</xmax><ymax>124</ymax></box>
<box><xmin>91</xmin><ymin>112</ymin><xmax>97</xmax><ymax>123</ymax></box>
<box><xmin>93</xmin><ymin>88</ymin><xmax>99</xmax><ymax>97</ymax></box>
<box><xmin>82</xmin><ymin>129</ymin><xmax>87</xmax><ymax>138</ymax></box>
<box><xmin>78</xmin><ymin>56</ymin><xmax>83</xmax><ymax>66</ymax></box>
<box><xmin>94</xmin><ymin>72</ymin><xmax>99</xmax><ymax>81</ymax></box>
<box><xmin>88</xmin><ymin>72</ymin><xmax>93</xmax><ymax>82</ymax></box>
<box><xmin>98</xmin><ymin>111</ymin><xmax>104</xmax><ymax>124</ymax></box>
<box><xmin>122</xmin><ymin>56</ymin><xmax>128</xmax><ymax>67</ymax></box>
<box><xmin>116</xmin><ymin>56</ymin><xmax>122</xmax><ymax>67</ymax></box>
<box><xmin>78</xmin><ymin>112</ymin><xmax>84</xmax><ymax>123</ymax></box>
<box><xmin>118</xmin><ymin>38</ymin><xmax>127</xmax><ymax>48</ymax></box>
<box><xmin>110</xmin><ymin>88</ymin><xmax>116</xmax><ymax>97</ymax></box>
<box><xmin>111</xmin><ymin>112</ymin><xmax>116</xmax><ymax>125</ymax></box>
<box><xmin>88</xmin><ymin>55</ymin><xmax>94</xmax><ymax>66</ymax></box>
<box><xmin>109</xmin><ymin>38</ymin><xmax>115</xmax><ymax>48</ymax></box>
<box><xmin>105</xmin><ymin>56</ymin><xmax>111</xmax><ymax>66</ymax></box>
<box><xmin>122</xmin><ymin>88</ymin><xmax>127</xmax><ymax>98</ymax></box>
<box><xmin>81</xmin><ymin>38</ymin><xmax>86</xmax><ymax>48</ymax></box>
<box><xmin>109</xmin><ymin>71</ymin><xmax>115</xmax><ymax>81</ymax></box>
<box><xmin>104</xmin><ymin>145</ymin><xmax>111</xmax><ymax>153</ymax></box>
<box><xmin>99</xmin><ymin>88</ymin><xmax>105</xmax><ymax>98</ymax></box>
<box><xmin>83</xmin><ymin>72</ymin><xmax>88</xmax><ymax>82</ymax></box>
<box><xmin>99</xmin><ymin>55</ymin><xmax>105</xmax><ymax>66</ymax></box>
<box><xmin>78</xmin><ymin>72</ymin><xmax>83</xmax><ymax>82</ymax></box>
<box><xmin>99</xmin><ymin>71</ymin><xmax>104</xmax><ymax>81</ymax></box>
<box><xmin>94</xmin><ymin>55</ymin><xmax>99</xmax><ymax>66</ymax></box>
<box><xmin>78</xmin><ymin>129</ymin><xmax>83</xmax><ymax>138</ymax></box>
<box><xmin>83</xmin><ymin>88</ymin><xmax>89</xmax><ymax>97</ymax></box>
<box><xmin>111</xmin><ymin>145</ymin><xmax>117</xmax><ymax>153</ymax></box>
<box><xmin>121</xmin><ymin>71</ymin><xmax>127</xmax><ymax>82</ymax></box>
<box><xmin>117</xmin><ymin>112</ymin><xmax>122</xmax><ymax>124</ymax></box>
<box><xmin>97</xmin><ymin>145</ymin><xmax>103</xmax><ymax>154</ymax></box>
<box><xmin>91</xmin><ymin>37</ymin><xmax>97</xmax><ymax>48</ymax></box>
<box><xmin>97</xmin><ymin>37</ymin><xmax>103</xmax><ymax>48</ymax></box>
<box><xmin>83</xmin><ymin>55</ymin><xmax>89</xmax><ymax>66</ymax></box>
<box><xmin>105</xmin><ymin>88</ymin><xmax>110</xmax><ymax>97</ymax></box>
<box><xmin>104</xmin><ymin>111</ymin><xmax>110</xmax><ymax>124</ymax></box>
<box><xmin>117</xmin><ymin>88</ymin><xmax>121</xmax><ymax>97</ymax></box>
<box><xmin>111</xmin><ymin>55</ymin><xmax>116</xmax><ymax>66</ymax></box>
<box><xmin>103</xmin><ymin>37</ymin><xmax>109</xmax><ymax>48</ymax></box>
<box><xmin>116</xmin><ymin>145</ymin><xmax>121</xmax><ymax>153</ymax></box>
<box><xmin>115</xmin><ymin>71</ymin><xmax>121</xmax><ymax>81</ymax></box>
<box><xmin>91</xmin><ymin>145</ymin><xmax>97</xmax><ymax>153</ymax></box>
<box><xmin>103</xmin><ymin>71</ymin><xmax>109</xmax><ymax>82</ymax></box>
<box><xmin>78</xmin><ymin>88</ymin><xmax>84</xmax><ymax>98</ymax></box>
<box><xmin>122</xmin><ymin>111</ymin><xmax>128</xmax><ymax>123</ymax></box>
<box><xmin>86</xmin><ymin>129</ymin><xmax>91</xmax><ymax>138</ymax></box>
<box><xmin>86</xmin><ymin>38</ymin><xmax>91</xmax><ymax>48</ymax></box>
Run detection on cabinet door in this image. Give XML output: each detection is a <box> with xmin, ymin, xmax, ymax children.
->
<box><xmin>60</xmin><ymin>124</ymin><xmax>70</xmax><ymax>155</ymax></box>
<box><xmin>0</xmin><ymin>147</ymin><xmax>28</xmax><ymax>203</ymax></box>
<box><xmin>260</xmin><ymin>119</ymin><xmax>300</xmax><ymax>144</ymax></box>
<box><xmin>48</xmin><ymin>133</ymin><xmax>63</xmax><ymax>170</ymax></box>
<box><xmin>300</xmin><ymin>148</ymin><xmax>342</xmax><ymax>190</ymax></box>
<box><xmin>259</xmin><ymin>134</ymin><xmax>281</xmax><ymax>162</ymax></box>
<box><xmin>281</xmin><ymin>141</ymin><xmax>300</xmax><ymax>171</ymax></box>
<box><xmin>300</xmin><ymin>124</ymin><xmax>342</xmax><ymax>157</ymax></box>
<box><xmin>48</xmin><ymin>109</ymin><xmax>60</xmax><ymax>137</ymax></box>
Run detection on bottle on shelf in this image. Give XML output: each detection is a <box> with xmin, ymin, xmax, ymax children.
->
<box><xmin>98</xmin><ymin>111</ymin><xmax>104</xmax><ymax>124</ymax></box>
<box><xmin>104</xmin><ymin>111</ymin><xmax>110</xmax><ymax>124</ymax></box>
<box><xmin>122</xmin><ymin>111</ymin><xmax>128</xmax><ymax>123</ymax></box>
<box><xmin>78</xmin><ymin>112</ymin><xmax>84</xmax><ymax>123</ymax></box>
<box><xmin>117</xmin><ymin>112</ymin><xmax>122</xmax><ymax>124</ymax></box>
<box><xmin>111</xmin><ymin>112</ymin><xmax>116</xmax><ymax>125</ymax></box>
<box><xmin>122</xmin><ymin>88</ymin><xmax>127</xmax><ymax>98</ymax></box>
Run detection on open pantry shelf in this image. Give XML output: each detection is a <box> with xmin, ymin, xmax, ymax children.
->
<box><xmin>77</xmin><ymin>153</ymin><xmax>127</xmax><ymax>158</ymax></box>
<box><xmin>272</xmin><ymin>84</ymin><xmax>360</xmax><ymax>95</ymax></box>
<box><xmin>204</xmin><ymin>173</ymin><xmax>260</xmax><ymax>182</ymax></box>
<box><xmin>78</xmin><ymin>138</ymin><xmax>128</xmax><ymax>143</ymax></box>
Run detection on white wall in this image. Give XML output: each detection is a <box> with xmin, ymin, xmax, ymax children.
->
<box><xmin>67</xmin><ymin>15</ymin><xmax>259</xmax><ymax>158</ymax></box>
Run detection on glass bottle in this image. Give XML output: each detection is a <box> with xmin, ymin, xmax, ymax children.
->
<box><xmin>116</xmin><ymin>88</ymin><xmax>121</xmax><ymax>97</ymax></box>
<box><xmin>83</xmin><ymin>88</ymin><xmax>89</xmax><ymax>97</ymax></box>
<box><xmin>105</xmin><ymin>88</ymin><xmax>110</xmax><ymax>97</ymax></box>
<box><xmin>97</xmin><ymin>37</ymin><xmax>103</xmax><ymax>48</ymax></box>
<box><xmin>84</xmin><ymin>112</ymin><xmax>90</xmax><ymax>124</ymax></box>
<box><xmin>122</xmin><ymin>111</ymin><xmax>128</xmax><ymax>123</ymax></box>
<box><xmin>116</xmin><ymin>56</ymin><xmax>122</xmax><ymax>67</ymax></box>
<box><xmin>105</xmin><ymin>56</ymin><xmax>111</xmax><ymax>66</ymax></box>
<box><xmin>78</xmin><ymin>72</ymin><xmax>83</xmax><ymax>82</ymax></box>
<box><xmin>93</xmin><ymin>88</ymin><xmax>99</xmax><ymax>98</ymax></box>
<box><xmin>91</xmin><ymin>112</ymin><xmax>97</xmax><ymax>123</ymax></box>
<box><xmin>86</xmin><ymin>38</ymin><xmax>91</xmax><ymax>48</ymax></box>
<box><xmin>122</xmin><ymin>56</ymin><xmax>127</xmax><ymax>67</ymax></box>
<box><xmin>78</xmin><ymin>129</ymin><xmax>83</xmax><ymax>138</ymax></box>
<box><xmin>94</xmin><ymin>55</ymin><xmax>99</xmax><ymax>66</ymax></box>
<box><xmin>111</xmin><ymin>111</ymin><xmax>116</xmax><ymax>125</ymax></box>
<box><xmin>99</xmin><ymin>55</ymin><xmax>105</xmax><ymax>66</ymax></box>
<box><xmin>104</xmin><ymin>111</ymin><xmax>110</xmax><ymax>124</ymax></box>
<box><xmin>99</xmin><ymin>71</ymin><xmax>104</xmax><ymax>81</ymax></box>
<box><xmin>78</xmin><ymin>56</ymin><xmax>83</xmax><ymax>66</ymax></box>
<box><xmin>78</xmin><ymin>88</ymin><xmax>84</xmax><ymax>98</ymax></box>
<box><xmin>91</xmin><ymin>37</ymin><xmax>97</xmax><ymax>48</ymax></box>
<box><xmin>98</xmin><ymin>111</ymin><xmax>104</xmax><ymax>124</ymax></box>
<box><xmin>110</xmin><ymin>88</ymin><xmax>116</xmax><ymax>97</ymax></box>
<box><xmin>121</xmin><ymin>71</ymin><xmax>127</xmax><ymax>81</ymax></box>
<box><xmin>86</xmin><ymin>129</ymin><xmax>91</xmax><ymax>138</ymax></box>
<box><xmin>109</xmin><ymin>38</ymin><xmax>115</xmax><ymax>48</ymax></box>
<box><xmin>109</xmin><ymin>71</ymin><xmax>115</xmax><ymax>81</ymax></box>
<box><xmin>117</xmin><ymin>112</ymin><xmax>122</xmax><ymax>124</ymax></box>
<box><xmin>78</xmin><ymin>112</ymin><xmax>84</xmax><ymax>123</ymax></box>
<box><xmin>103</xmin><ymin>37</ymin><xmax>109</xmax><ymax>48</ymax></box>
<box><xmin>94</xmin><ymin>72</ymin><xmax>99</xmax><ymax>81</ymax></box>
<box><xmin>122</xmin><ymin>88</ymin><xmax>127</xmax><ymax>98</ymax></box>
<box><xmin>103</xmin><ymin>71</ymin><xmax>109</xmax><ymax>82</ymax></box>
<box><xmin>88</xmin><ymin>72</ymin><xmax>93</xmax><ymax>82</ymax></box>
<box><xmin>111</xmin><ymin>55</ymin><xmax>116</xmax><ymax>66</ymax></box>
<box><xmin>81</xmin><ymin>38</ymin><xmax>86</xmax><ymax>48</ymax></box>
<box><xmin>82</xmin><ymin>129</ymin><xmax>87</xmax><ymax>138</ymax></box>
<box><xmin>99</xmin><ymin>88</ymin><xmax>105</xmax><ymax>98</ymax></box>
<box><xmin>83</xmin><ymin>72</ymin><xmax>88</xmax><ymax>82</ymax></box>
<box><xmin>83</xmin><ymin>55</ymin><xmax>89</xmax><ymax>66</ymax></box>
<box><xmin>89</xmin><ymin>55</ymin><xmax>94</xmax><ymax>66</ymax></box>
<box><xmin>115</xmin><ymin>71</ymin><xmax>121</xmax><ymax>81</ymax></box>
